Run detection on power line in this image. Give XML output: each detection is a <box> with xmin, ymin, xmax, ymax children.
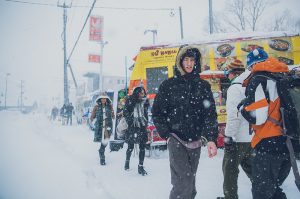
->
<box><xmin>67</xmin><ymin>0</ymin><xmax>96</xmax><ymax>63</ymax></box>
<box><xmin>3</xmin><ymin>0</ymin><xmax>56</xmax><ymax>6</ymax></box>
<box><xmin>75</xmin><ymin>5</ymin><xmax>174</xmax><ymax>11</ymax></box>
<box><xmin>3</xmin><ymin>0</ymin><xmax>174</xmax><ymax>11</ymax></box>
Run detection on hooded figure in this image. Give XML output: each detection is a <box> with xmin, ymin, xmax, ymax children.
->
<box><xmin>123</xmin><ymin>86</ymin><xmax>150</xmax><ymax>175</ymax></box>
<box><xmin>152</xmin><ymin>45</ymin><xmax>218</xmax><ymax>199</ymax></box>
<box><xmin>90</xmin><ymin>92</ymin><xmax>115</xmax><ymax>165</ymax></box>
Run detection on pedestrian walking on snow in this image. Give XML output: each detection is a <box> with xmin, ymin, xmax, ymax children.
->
<box><xmin>90</xmin><ymin>93</ymin><xmax>115</xmax><ymax>165</ymax></box>
<box><xmin>219</xmin><ymin>59</ymin><xmax>253</xmax><ymax>199</ymax></box>
<box><xmin>123</xmin><ymin>86</ymin><xmax>150</xmax><ymax>176</ymax></box>
<box><xmin>238</xmin><ymin>48</ymin><xmax>291</xmax><ymax>199</ymax></box>
<box><xmin>152</xmin><ymin>45</ymin><xmax>219</xmax><ymax>199</ymax></box>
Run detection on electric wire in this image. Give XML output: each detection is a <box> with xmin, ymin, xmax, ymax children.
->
<box><xmin>3</xmin><ymin>0</ymin><xmax>174</xmax><ymax>11</ymax></box>
<box><xmin>3</xmin><ymin>0</ymin><xmax>56</xmax><ymax>6</ymax></box>
<box><xmin>66</xmin><ymin>0</ymin><xmax>96</xmax><ymax>64</ymax></box>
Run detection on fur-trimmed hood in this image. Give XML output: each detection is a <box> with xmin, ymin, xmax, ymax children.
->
<box><xmin>175</xmin><ymin>45</ymin><xmax>202</xmax><ymax>77</ymax></box>
<box><xmin>95</xmin><ymin>94</ymin><xmax>112</xmax><ymax>105</ymax></box>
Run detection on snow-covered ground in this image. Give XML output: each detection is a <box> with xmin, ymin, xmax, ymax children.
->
<box><xmin>0</xmin><ymin>111</ymin><xmax>299</xmax><ymax>199</ymax></box>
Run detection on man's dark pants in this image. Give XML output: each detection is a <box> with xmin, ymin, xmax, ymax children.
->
<box><xmin>168</xmin><ymin>136</ymin><xmax>201</xmax><ymax>199</ymax></box>
<box><xmin>222</xmin><ymin>142</ymin><xmax>252</xmax><ymax>199</ymax></box>
<box><xmin>252</xmin><ymin>150</ymin><xmax>291</xmax><ymax>199</ymax></box>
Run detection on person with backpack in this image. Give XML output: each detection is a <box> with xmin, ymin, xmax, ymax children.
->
<box><xmin>238</xmin><ymin>48</ymin><xmax>291</xmax><ymax>199</ymax></box>
<box><xmin>123</xmin><ymin>86</ymin><xmax>150</xmax><ymax>175</ymax></box>
<box><xmin>151</xmin><ymin>46</ymin><xmax>218</xmax><ymax>199</ymax></box>
<box><xmin>90</xmin><ymin>93</ymin><xmax>115</xmax><ymax>165</ymax></box>
<box><xmin>218</xmin><ymin>59</ymin><xmax>253</xmax><ymax>199</ymax></box>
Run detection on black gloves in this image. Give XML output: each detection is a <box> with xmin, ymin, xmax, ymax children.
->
<box><xmin>224</xmin><ymin>136</ymin><xmax>235</xmax><ymax>152</ymax></box>
<box><xmin>237</xmin><ymin>98</ymin><xmax>247</xmax><ymax>112</ymax></box>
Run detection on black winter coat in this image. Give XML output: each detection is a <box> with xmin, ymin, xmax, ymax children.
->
<box><xmin>123</xmin><ymin>96</ymin><xmax>150</xmax><ymax>144</ymax></box>
<box><xmin>152</xmin><ymin>45</ymin><xmax>218</xmax><ymax>142</ymax></box>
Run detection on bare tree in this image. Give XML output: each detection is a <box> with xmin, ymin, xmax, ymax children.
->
<box><xmin>226</xmin><ymin>0</ymin><xmax>247</xmax><ymax>31</ymax></box>
<box><xmin>271</xmin><ymin>10</ymin><xmax>291</xmax><ymax>31</ymax></box>
<box><xmin>247</xmin><ymin>0</ymin><xmax>268</xmax><ymax>30</ymax></box>
<box><xmin>269</xmin><ymin>9</ymin><xmax>300</xmax><ymax>32</ymax></box>
<box><xmin>203</xmin><ymin>0</ymin><xmax>299</xmax><ymax>34</ymax></box>
<box><xmin>224</xmin><ymin>0</ymin><xmax>270</xmax><ymax>31</ymax></box>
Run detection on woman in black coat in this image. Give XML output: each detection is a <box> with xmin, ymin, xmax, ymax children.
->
<box><xmin>123</xmin><ymin>86</ymin><xmax>149</xmax><ymax>175</ymax></box>
<box><xmin>90</xmin><ymin>93</ymin><xmax>114</xmax><ymax>165</ymax></box>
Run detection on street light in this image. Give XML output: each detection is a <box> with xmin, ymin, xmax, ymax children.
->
<box><xmin>100</xmin><ymin>41</ymin><xmax>108</xmax><ymax>92</ymax></box>
<box><xmin>5</xmin><ymin>73</ymin><xmax>10</xmax><ymax>109</ymax></box>
<box><xmin>144</xmin><ymin>29</ymin><xmax>157</xmax><ymax>45</ymax></box>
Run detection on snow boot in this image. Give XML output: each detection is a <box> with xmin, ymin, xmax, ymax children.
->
<box><xmin>99</xmin><ymin>151</ymin><xmax>106</xmax><ymax>166</ymax></box>
<box><xmin>100</xmin><ymin>156</ymin><xmax>106</xmax><ymax>165</ymax></box>
<box><xmin>124</xmin><ymin>160</ymin><xmax>130</xmax><ymax>170</ymax></box>
<box><xmin>138</xmin><ymin>165</ymin><xmax>147</xmax><ymax>176</ymax></box>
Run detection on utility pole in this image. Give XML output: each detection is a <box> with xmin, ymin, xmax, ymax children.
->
<box><xmin>99</xmin><ymin>41</ymin><xmax>108</xmax><ymax>92</ymax></box>
<box><xmin>4</xmin><ymin>73</ymin><xmax>10</xmax><ymax>109</ymax></box>
<box><xmin>58</xmin><ymin>2</ymin><xmax>71</xmax><ymax>104</ymax></box>
<box><xmin>179</xmin><ymin>6</ymin><xmax>184</xmax><ymax>40</ymax></box>
<box><xmin>209</xmin><ymin>0</ymin><xmax>214</xmax><ymax>34</ymax></box>
<box><xmin>125</xmin><ymin>56</ymin><xmax>128</xmax><ymax>94</ymax></box>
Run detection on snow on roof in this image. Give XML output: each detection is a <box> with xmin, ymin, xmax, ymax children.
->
<box><xmin>140</xmin><ymin>31</ymin><xmax>300</xmax><ymax>50</ymax></box>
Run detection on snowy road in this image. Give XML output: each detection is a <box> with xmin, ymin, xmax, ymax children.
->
<box><xmin>0</xmin><ymin>111</ymin><xmax>299</xmax><ymax>199</ymax></box>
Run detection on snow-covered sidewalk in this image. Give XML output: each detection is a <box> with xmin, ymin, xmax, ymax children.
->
<box><xmin>0</xmin><ymin>111</ymin><xmax>299</xmax><ymax>199</ymax></box>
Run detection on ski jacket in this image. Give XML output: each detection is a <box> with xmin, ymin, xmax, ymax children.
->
<box><xmin>240</xmin><ymin>57</ymin><xmax>289</xmax><ymax>149</ymax></box>
<box><xmin>225</xmin><ymin>70</ymin><xmax>253</xmax><ymax>142</ymax></box>
<box><xmin>152</xmin><ymin>45</ymin><xmax>218</xmax><ymax>142</ymax></box>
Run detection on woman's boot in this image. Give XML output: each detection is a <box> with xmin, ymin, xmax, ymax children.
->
<box><xmin>99</xmin><ymin>145</ymin><xmax>106</xmax><ymax>165</ymax></box>
<box><xmin>125</xmin><ymin>146</ymin><xmax>133</xmax><ymax>170</ymax></box>
<box><xmin>138</xmin><ymin>165</ymin><xmax>147</xmax><ymax>176</ymax></box>
<box><xmin>124</xmin><ymin>160</ymin><xmax>130</xmax><ymax>170</ymax></box>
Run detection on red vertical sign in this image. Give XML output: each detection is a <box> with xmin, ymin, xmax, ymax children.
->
<box><xmin>89</xmin><ymin>16</ymin><xmax>103</xmax><ymax>41</ymax></box>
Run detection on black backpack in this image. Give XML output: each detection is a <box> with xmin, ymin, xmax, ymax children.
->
<box><xmin>276</xmin><ymin>73</ymin><xmax>300</xmax><ymax>141</ymax></box>
<box><xmin>253</xmin><ymin>71</ymin><xmax>300</xmax><ymax>141</ymax></box>
<box><xmin>254</xmin><ymin>71</ymin><xmax>300</xmax><ymax>191</ymax></box>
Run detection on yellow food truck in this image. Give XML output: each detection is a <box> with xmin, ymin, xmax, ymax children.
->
<box><xmin>128</xmin><ymin>31</ymin><xmax>300</xmax><ymax>146</ymax></box>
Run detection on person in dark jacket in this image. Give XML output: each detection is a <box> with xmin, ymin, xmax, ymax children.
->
<box><xmin>65</xmin><ymin>102</ymin><xmax>74</xmax><ymax>125</ymax></box>
<box><xmin>152</xmin><ymin>45</ymin><xmax>218</xmax><ymax>199</ymax></box>
<box><xmin>238</xmin><ymin>48</ymin><xmax>291</xmax><ymax>199</ymax></box>
<box><xmin>60</xmin><ymin>104</ymin><xmax>67</xmax><ymax>125</ymax></box>
<box><xmin>123</xmin><ymin>86</ymin><xmax>150</xmax><ymax>175</ymax></box>
<box><xmin>90</xmin><ymin>93</ymin><xmax>115</xmax><ymax>165</ymax></box>
<box><xmin>51</xmin><ymin>106</ymin><xmax>59</xmax><ymax>121</ymax></box>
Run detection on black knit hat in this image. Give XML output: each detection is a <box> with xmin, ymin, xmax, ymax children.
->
<box><xmin>180</xmin><ymin>48</ymin><xmax>200</xmax><ymax>66</ymax></box>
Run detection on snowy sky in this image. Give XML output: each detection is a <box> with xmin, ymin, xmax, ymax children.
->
<box><xmin>0</xmin><ymin>0</ymin><xmax>300</xmax><ymax>107</ymax></box>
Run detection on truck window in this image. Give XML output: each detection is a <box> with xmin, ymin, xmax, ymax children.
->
<box><xmin>146</xmin><ymin>66</ymin><xmax>168</xmax><ymax>94</ymax></box>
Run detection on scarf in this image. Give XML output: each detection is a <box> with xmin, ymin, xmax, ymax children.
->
<box><xmin>133</xmin><ymin>99</ymin><xmax>147</xmax><ymax>128</ymax></box>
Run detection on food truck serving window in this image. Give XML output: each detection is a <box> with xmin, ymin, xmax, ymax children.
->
<box><xmin>146</xmin><ymin>66</ymin><xmax>168</xmax><ymax>94</ymax></box>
